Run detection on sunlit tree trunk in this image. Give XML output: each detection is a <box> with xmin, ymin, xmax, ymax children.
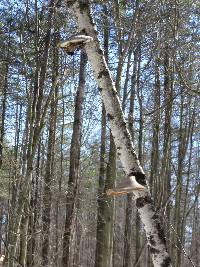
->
<box><xmin>66</xmin><ymin>1</ymin><xmax>171</xmax><ymax>266</ymax></box>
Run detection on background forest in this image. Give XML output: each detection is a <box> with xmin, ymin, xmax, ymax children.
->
<box><xmin>0</xmin><ymin>0</ymin><xmax>199</xmax><ymax>266</ymax></box>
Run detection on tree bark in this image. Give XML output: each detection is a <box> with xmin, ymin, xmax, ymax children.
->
<box><xmin>174</xmin><ymin>91</ymin><xmax>190</xmax><ymax>267</ymax></box>
<box><xmin>123</xmin><ymin>48</ymin><xmax>137</xmax><ymax>267</ymax></box>
<box><xmin>65</xmin><ymin>1</ymin><xmax>171</xmax><ymax>266</ymax></box>
<box><xmin>7</xmin><ymin>1</ymin><xmax>57</xmax><ymax>264</ymax></box>
<box><xmin>149</xmin><ymin>57</ymin><xmax>161</xmax><ymax>198</ymax></box>
<box><xmin>0</xmin><ymin>62</ymin><xmax>8</xmax><ymax>169</ymax></box>
<box><xmin>55</xmin><ymin>85</ymin><xmax>65</xmax><ymax>267</ymax></box>
<box><xmin>62</xmin><ymin>50</ymin><xmax>87</xmax><ymax>267</ymax></box>
<box><xmin>95</xmin><ymin>6</ymin><xmax>116</xmax><ymax>266</ymax></box>
<box><xmin>41</xmin><ymin>30</ymin><xmax>59</xmax><ymax>266</ymax></box>
<box><xmin>135</xmin><ymin>45</ymin><xmax>142</xmax><ymax>267</ymax></box>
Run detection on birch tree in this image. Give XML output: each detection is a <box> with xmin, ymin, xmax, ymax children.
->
<box><xmin>62</xmin><ymin>0</ymin><xmax>171</xmax><ymax>266</ymax></box>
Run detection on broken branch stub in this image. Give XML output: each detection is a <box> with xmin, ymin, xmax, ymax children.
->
<box><xmin>58</xmin><ymin>34</ymin><xmax>93</xmax><ymax>55</ymax></box>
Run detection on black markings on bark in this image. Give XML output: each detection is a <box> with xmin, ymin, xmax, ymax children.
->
<box><xmin>117</xmin><ymin>152</ymin><xmax>121</xmax><ymax>156</ymax></box>
<box><xmin>125</xmin><ymin>139</ymin><xmax>133</xmax><ymax>151</ymax></box>
<box><xmin>148</xmin><ymin>239</ymin><xmax>171</xmax><ymax>266</ymax></box>
<box><xmin>123</xmin><ymin>131</ymin><xmax>132</xmax><ymax>147</ymax></box>
<box><xmin>124</xmin><ymin>131</ymin><xmax>130</xmax><ymax>141</ymax></box>
<box><xmin>66</xmin><ymin>0</ymin><xmax>76</xmax><ymax>7</ymax></box>
<box><xmin>79</xmin><ymin>1</ymin><xmax>89</xmax><ymax>11</ymax></box>
<box><xmin>78</xmin><ymin>2</ymin><xmax>95</xmax><ymax>27</ymax></box>
<box><xmin>156</xmin><ymin>221</ymin><xmax>167</xmax><ymax>245</ymax></box>
<box><xmin>117</xmin><ymin>147</ymin><xmax>121</xmax><ymax>150</ymax></box>
<box><xmin>112</xmin><ymin>89</ymin><xmax>117</xmax><ymax>96</ymax></box>
<box><xmin>98</xmin><ymin>87</ymin><xmax>103</xmax><ymax>92</ymax></box>
<box><xmin>144</xmin><ymin>210</ymin><xmax>169</xmax><ymax>266</ymax></box>
<box><xmin>161</xmin><ymin>256</ymin><xmax>171</xmax><ymax>267</ymax></box>
<box><xmin>107</xmin><ymin>113</ymin><xmax>114</xmax><ymax>120</ymax></box>
<box><xmin>129</xmin><ymin>172</ymin><xmax>146</xmax><ymax>186</ymax></box>
<box><xmin>80</xmin><ymin>28</ymin><xmax>87</xmax><ymax>35</ymax></box>
<box><xmin>98</xmin><ymin>69</ymin><xmax>109</xmax><ymax>79</ymax></box>
<box><xmin>151</xmin><ymin>213</ymin><xmax>159</xmax><ymax>220</ymax></box>
<box><xmin>149</xmin><ymin>247</ymin><xmax>159</xmax><ymax>255</ymax></box>
<box><xmin>98</xmin><ymin>49</ymin><xmax>103</xmax><ymax>55</ymax></box>
<box><xmin>136</xmin><ymin>195</ymin><xmax>153</xmax><ymax>208</ymax></box>
<box><xmin>151</xmin><ymin>212</ymin><xmax>167</xmax><ymax>246</ymax></box>
<box><xmin>120</xmin><ymin>121</ymin><xmax>126</xmax><ymax>128</ymax></box>
<box><xmin>148</xmin><ymin>235</ymin><xmax>156</xmax><ymax>246</ymax></box>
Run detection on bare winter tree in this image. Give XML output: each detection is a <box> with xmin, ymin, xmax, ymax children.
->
<box><xmin>63</xmin><ymin>0</ymin><xmax>171</xmax><ymax>266</ymax></box>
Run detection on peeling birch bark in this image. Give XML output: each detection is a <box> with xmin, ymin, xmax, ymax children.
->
<box><xmin>64</xmin><ymin>1</ymin><xmax>171</xmax><ymax>266</ymax></box>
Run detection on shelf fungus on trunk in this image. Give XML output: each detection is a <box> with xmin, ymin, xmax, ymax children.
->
<box><xmin>105</xmin><ymin>176</ymin><xmax>145</xmax><ymax>196</ymax></box>
<box><xmin>58</xmin><ymin>34</ymin><xmax>93</xmax><ymax>55</ymax></box>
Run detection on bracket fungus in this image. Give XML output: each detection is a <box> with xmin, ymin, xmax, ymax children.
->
<box><xmin>105</xmin><ymin>176</ymin><xmax>145</xmax><ymax>196</ymax></box>
<box><xmin>58</xmin><ymin>34</ymin><xmax>93</xmax><ymax>55</ymax></box>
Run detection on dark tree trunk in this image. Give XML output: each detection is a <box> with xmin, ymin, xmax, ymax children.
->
<box><xmin>41</xmin><ymin>25</ymin><xmax>60</xmax><ymax>267</ymax></box>
<box><xmin>95</xmin><ymin>5</ymin><xmax>116</xmax><ymax>266</ymax></box>
<box><xmin>0</xmin><ymin>63</ymin><xmax>8</xmax><ymax>169</ymax></box>
<box><xmin>123</xmin><ymin>48</ymin><xmax>137</xmax><ymax>267</ymax></box>
<box><xmin>62</xmin><ymin>50</ymin><xmax>87</xmax><ymax>267</ymax></box>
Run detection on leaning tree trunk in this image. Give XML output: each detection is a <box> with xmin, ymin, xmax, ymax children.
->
<box><xmin>62</xmin><ymin>50</ymin><xmax>87</xmax><ymax>267</ymax></box>
<box><xmin>64</xmin><ymin>1</ymin><xmax>171</xmax><ymax>266</ymax></box>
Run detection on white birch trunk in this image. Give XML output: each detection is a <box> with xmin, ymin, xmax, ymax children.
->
<box><xmin>65</xmin><ymin>1</ymin><xmax>171</xmax><ymax>266</ymax></box>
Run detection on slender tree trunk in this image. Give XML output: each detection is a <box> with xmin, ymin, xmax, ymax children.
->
<box><xmin>123</xmin><ymin>48</ymin><xmax>137</xmax><ymax>267</ymax></box>
<box><xmin>94</xmin><ymin>102</ymin><xmax>107</xmax><ymax>267</ymax></box>
<box><xmin>62</xmin><ymin>50</ymin><xmax>87</xmax><ymax>267</ymax></box>
<box><xmin>158</xmin><ymin>51</ymin><xmax>173</xmax><ymax>263</ymax></box>
<box><xmin>95</xmin><ymin>6</ymin><xmax>116</xmax><ymax>266</ymax></box>
<box><xmin>135</xmin><ymin>46</ymin><xmax>142</xmax><ymax>267</ymax></box>
<box><xmin>27</xmin><ymin>141</ymin><xmax>41</xmax><ymax>266</ymax></box>
<box><xmin>181</xmin><ymin>107</ymin><xmax>195</xmax><ymax>249</ymax></box>
<box><xmin>159</xmin><ymin>51</ymin><xmax>173</xmax><ymax>212</ymax></box>
<box><xmin>55</xmin><ymin>86</ymin><xmax>65</xmax><ymax>267</ymax></box>
<box><xmin>148</xmin><ymin>55</ymin><xmax>161</xmax><ymax>267</ymax></box>
<box><xmin>174</xmin><ymin>92</ymin><xmax>190</xmax><ymax>267</ymax></box>
<box><xmin>149</xmin><ymin>58</ymin><xmax>161</xmax><ymax>198</ymax></box>
<box><xmin>41</xmin><ymin>25</ymin><xmax>59</xmax><ymax>267</ymax></box>
<box><xmin>66</xmin><ymin>1</ymin><xmax>171</xmax><ymax>266</ymax></box>
<box><xmin>95</xmin><ymin>133</ymin><xmax>116</xmax><ymax>267</ymax></box>
<box><xmin>191</xmin><ymin>202</ymin><xmax>200</xmax><ymax>267</ymax></box>
<box><xmin>8</xmin><ymin>1</ymin><xmax>56</xmax><ymax>264</ymax></box>
<box><xmin>0</xmin><ymin>63</ymin><xmax>8</xmax><ymax>169</ymax></box>
<box><xmin>73</xmin><ymin>196</ymin><xmax>83</xmax><ymax>267</ymax></box>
